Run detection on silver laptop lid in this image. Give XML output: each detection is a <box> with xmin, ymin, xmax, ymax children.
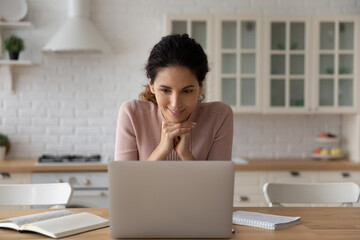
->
<box><xmin>108</xmin><ymin>161</ymin><xmax>235</xmax><ymax>238</ymax></box>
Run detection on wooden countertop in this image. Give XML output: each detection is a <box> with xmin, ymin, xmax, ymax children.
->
<box><xmin>235</xmin><ymin>158</ymin><xmax>360</xmax><ymax>171</ymax></box>
<box><xmin>0</xmin><ymin>159</ymin><xmax>107</xmax><ymax>172</ymax></box>
<box><xmin>1</xmin><ymin>207</ymin><xmax>360</xmax><ymax>240</ymax></box>
<box><xmin>1</xmin><ymin>158</ymin><xmax>360</xmax><ymax>172</ymax></box>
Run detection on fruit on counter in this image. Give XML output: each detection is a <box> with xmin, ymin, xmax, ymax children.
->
<box><xmin>318</xmin><ymin>132</ymin><xmax>337</xmax><ymax>138</ymax></box>
<box><xmin>313</xmin><ymin>148</ymin><xmax>322</xmax><ymax>154</ymax></box>
<box><xmin>330</xmin><ymin>148</ymin><xmax>342</xmax><ymax>156</ymax></box>
<box><xmin>320</xmin><ymin>148</ymin><xmax>329</xmax><ymax>155</ymax></box>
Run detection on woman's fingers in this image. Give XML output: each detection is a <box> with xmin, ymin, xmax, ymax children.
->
<box><xmin>162</xmin><ymin>121</ymin><xmax>196</xmax><ymax>132</ymax></box>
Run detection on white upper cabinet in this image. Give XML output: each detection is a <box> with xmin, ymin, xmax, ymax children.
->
<box><xmin>263</xmin><ymin>17</ymin><xmax>311</xmax><ymax>113</ymax></box>
<box><xmin>166</xmin><ymin>15</ymin><xmax>359</xmax><ymax>114</ymax></box>
<box><xmin>313</xmin><ymin>16</ymin><xmax>359</xmax><ymax>113</ymax></box>
<box><xmin>166</xmin><ymin>15</ymin><xmax>214</xmax><ymax>102</ymax></box>
<box><xmin>215</xmin><ymin>16</ymin><xmax>261</xmax><ymax>113</ymax></box>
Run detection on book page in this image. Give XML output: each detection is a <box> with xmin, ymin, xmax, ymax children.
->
<box><xmin>21</xmin><ymin>212</ymin><xmax>109</xmax><ymax>238</ymax></box>
<box><xmin>6</xmin><ymin>210</ymin><xmax>73</xmax><ymax>227</ymax></box>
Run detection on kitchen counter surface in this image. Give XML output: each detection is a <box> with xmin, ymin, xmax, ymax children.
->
<box><xmin>235</xmin><ymin>158</ymin><xmax>360</xmax><ymax>171</ymax></box>
<box><xmin>0</xmin><ymin>159</ymin><xmax>107</xmax><ymax>172</ymax></box>
<box><xmin>1</xmin><ymin>158</ymin><xmax>360</xmax><ymax>172</ymax></box>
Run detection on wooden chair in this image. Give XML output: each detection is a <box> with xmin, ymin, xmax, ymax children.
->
<box><xmin>0</xmin><ymin>183</ymin><xmax>73</xmax><ymax>208</ymax></box>
<box><xmin>263</xmin><ymin>182</ymin><xmax>360</xmax><ymax>207</ymax></box>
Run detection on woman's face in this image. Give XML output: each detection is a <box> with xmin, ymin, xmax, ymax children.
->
<box><xmin>150</xmin><ymin>65</ymin><xmax>203</xmax><ymax>123</ymax></box>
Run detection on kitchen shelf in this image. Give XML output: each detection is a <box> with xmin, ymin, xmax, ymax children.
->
<box><xmin>0</xmin><ymin>21</ymin><xmax>34</xmax><ymax>94</ymax></box>
<box><xmin>0</xmin><ymin>60</ymin><xmax>34</xmax><ymax>93</ymax></box>
<box><xmin>0</xmin><ymin>21</ymin><xmax>33</xmax><ymax>28</ymax></box>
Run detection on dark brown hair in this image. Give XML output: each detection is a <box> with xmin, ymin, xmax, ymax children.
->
<box><xmin>139</xmin><ymin>34</ymin><xmax>209</xmax><ymax>104</ymax></box>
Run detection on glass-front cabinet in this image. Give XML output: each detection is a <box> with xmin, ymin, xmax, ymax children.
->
<box><xmin>166</xmin><ymin>15</ymin><xmax>214</xmax><ymax>101</ymax></box>
<box><xmin>166</xmin><ymin>15</ymin><xmax>359</xmax><ymax>114</ymax></box>
<box><xmin>264</xmin><ymin>17</ymin><xmax>311</xmax><ymax>113</ymax></box>
<box><xmin>216</xmin><ymin>16</ymin><xmax>261</xmax><ymax>113</ymax></box>
<box><xmin>314</xmin><ymin>17</ymin><xmax>358</xmax><ymax>113</ymax></box>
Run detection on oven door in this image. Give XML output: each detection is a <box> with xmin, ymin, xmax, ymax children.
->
<box><xmin>67</xmin><ymin>189</ymin><xmax>109</xmax><ymax>208</ymax></box>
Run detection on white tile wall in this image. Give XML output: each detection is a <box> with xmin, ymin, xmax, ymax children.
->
<box><xmin>0</xmin><ymin>0</ymin><xmax>359</xmax><ymax>160</ymax></box>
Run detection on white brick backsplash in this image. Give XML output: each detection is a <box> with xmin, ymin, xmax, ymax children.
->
<box><xmin>75</xmin><ymin>127</ymin><xmax>102</xmax><ymax>135</ymax></box>
<box><xmin>60</xmin><ymin>135</ymin><xmax>88</xmax><ymax>144</ymax></box>
<box><xmin>46</xmin><ymin>127</ymin><xmax>74</xmax><ymax>135</ymax></box>
<box><xmin>31</xmin><ymin>135</ymin><xmax>58</xmax><ymax>144</ymax></box>
<box><xmin>1</xmin><ymin>0</ymin><xmax>358</xmax><ymax>159</ymax></box>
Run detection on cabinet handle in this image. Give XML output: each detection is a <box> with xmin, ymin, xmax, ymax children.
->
<box><xmin>0</xmin><ymin>172</ymin><xmax>11</xmax><ymax>179</ymax></box>
<box><xmin>341</xmin><ymin>172</ymin><xmax>350</xmax><ymax>178</ymax></box>
<box><xmin>290</xmin><ymin>171</ymin><xmax>300</xmax><ymax>177</ymax></box>
<box><xmin>237</xmin><ymin>196</ymin><xmax>249</xmax><ymax>202</ymax></box>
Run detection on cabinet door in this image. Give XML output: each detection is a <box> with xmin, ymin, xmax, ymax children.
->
<box><xmin>264</xmin><ymin>17</ymin><xmax>311</xmax><ymax>113</ymax></box>
<box><xmin>166</xmin><ymin>15</ymin><xmax>214</xmax><ymax>101</ymax></box>
<box><xmin>233</xmin><ymin>171</ymin><xmax>268</xmax><ymax>206</ymax></box>
<box><xmin>314</xmin><ymin>17</ymin><xmax>359</xmax><ymax>113</ymax></box>
<box><xmin>0</xmin><ymin>172</ymin><xmax>31</xmax><ymax>209</ymax></box>
<box><xmin>216</xmin><ymin>16</ymin><xmax>261</xmax><ymax>113</ymax></box>
<box><xmin>0</xmin><ymin>172</ymin><xmax>31</xmax><ymax>184</ymax></box>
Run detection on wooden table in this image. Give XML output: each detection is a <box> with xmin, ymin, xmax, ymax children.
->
<box><xmin>0</xmin><ymin>207</ymin><xmax>359</xmax><ymax>240</ymax></box>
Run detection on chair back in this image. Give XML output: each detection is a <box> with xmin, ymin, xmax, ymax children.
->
<box><xmin>263</xmin><ymin>182</ymin><xmax>360</xmax><ymax>207</ymax></box>
<box><xmin>0</xmin><ymin>183</ymin><xmax>73</xmax><ymax>208</ymax></box>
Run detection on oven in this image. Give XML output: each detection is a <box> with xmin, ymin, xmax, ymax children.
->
<box><xmin>33</xmin><ymin>155</ymin><xmax>109</xmax><ymax>208</ymax></box>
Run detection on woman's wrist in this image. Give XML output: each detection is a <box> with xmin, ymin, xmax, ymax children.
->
<box><xmin>178</xmin><ymin>151</ymin><xmax>195</xmax><ymax>161</ymax></box>
<box><xmin>148</xmin><ymin>145</ymin><xmax>169</xmax><ymax>161</ymax></box>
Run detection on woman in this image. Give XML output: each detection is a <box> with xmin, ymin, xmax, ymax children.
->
<box><xmin>114</xmin><ymin>34</ymin><xmax>233</xmax><ymax>161</ymax></box>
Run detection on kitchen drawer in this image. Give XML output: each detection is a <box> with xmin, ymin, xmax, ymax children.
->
<box><xmin>234</xmin><ymin>171</ymin><xmax>268</xmax><ymax>186</ymax></box>
<box><xmin>267</xmin><ymin>171</ymin><xmax>319</xmax><ymax>183</ymax></box>
<box><xmin>319</xmin><ymin>171</ymin><xmax>360</xmax><ymax>183</ymax></box>
<box><xmin>0</xmin><ymin>172</ymin><xmax>31</xmax><ymax>209</ymax></box>
<box><xmin>233</xmin><ymin>193</ymin><xmax>267</xmax><ymax>207</ymax></box>
<box><xmin>0</xmin><ymin>172</ymin><xmax>31</xmax><ymax>184</ymax></box>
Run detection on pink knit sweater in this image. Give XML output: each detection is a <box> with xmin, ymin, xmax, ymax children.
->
<box><xmin>114</xmin><ymin>99</ymin><xmax>233</xmax><ymax>161</ymax></box>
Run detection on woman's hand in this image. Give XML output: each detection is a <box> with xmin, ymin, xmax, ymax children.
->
<box><xmin>174</xmin><ymin>131</ymin><xmax>195</xmax><ymax>160</ymax></box>
<box><xmin>147</xmin><ymin>121</ymin><xmax>195</xmax><ymax>161</ymax></box>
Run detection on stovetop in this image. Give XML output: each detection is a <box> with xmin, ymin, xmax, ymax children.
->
<box><xmin>38</xmin><ymin>154</ymin><xmax>102</xmax><ymax>164</ymax></box>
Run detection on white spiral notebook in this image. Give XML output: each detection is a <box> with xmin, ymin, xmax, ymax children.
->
<box><xmin>232</xmin><ymin>210</ymin><xmax>300</xmax><ymax>230</ymax></box>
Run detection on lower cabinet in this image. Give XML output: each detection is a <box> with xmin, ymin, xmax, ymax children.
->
<box><xmin>234</xmin><ymin>170</ymin><xmax>360</xmax><ymax>207</ymax></box>
<box><xmin>0</xmin><ymin>172</ymin><xmax>31</xmax><ymax>184</ymax></box>
<box><xmin>0</xmin><ymin>172</ymin><xmax>31</xmax><ymax>209</ymax></box>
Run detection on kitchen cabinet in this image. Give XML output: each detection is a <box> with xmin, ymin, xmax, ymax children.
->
<box><xmin>215</xmin><ymin>16</ymin><xmax>261</xmax><ymax>113</ymax></box>
<box><xmin>313</xmin><ymin>16</ymin><xmax>359</xmax><ymax>113</ymax></box>
<box><xmin>0</xmin><ymin>172</ymin><xmax>31</xmax><ymax>209</ymax></box>
<box><xmin>0</xmin><ymin>172</ymin><xmax>31</xmax><ymax>184</ymax></box>
<box><xmin>166</xmin><ymin>15</ymin><xmax>214</xmax><ymax>101</ymax></box>
<box><xmin>234</xmin><ymin>170</ymin><xmax>360</xmax><ymax>207</ymax></box>
<box><xmin>167</xmin><ymin>15</ymin><xmax>359</xmax><ymax>114</ymax></box>
<box><xmin>263</xmin><ymin>17</ymin><xmax>311</xmax><ymax>113</ymax></box>
<box><xmin>0</xmin><ymin>22</ymin><xmax>34</xmax><ymax>93</ymax></box>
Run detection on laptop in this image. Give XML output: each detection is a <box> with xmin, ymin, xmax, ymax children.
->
<box><xmin>108</xmin><ymin>161</ymin><xmax>235</xmax><ymax>238</ymax></box>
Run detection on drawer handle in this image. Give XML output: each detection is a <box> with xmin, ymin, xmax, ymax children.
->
<box><xmin>0</xmin><ymin>172</ymin><xmax>11</xmax><ymax>179</ymax></box>
<box><xmin>237</xmin><ymin>196</ymin><xmax>249</xmax><ymax>202</ymax></box>
<box><xmin>290</xmin><ymin>171</ymin><xmax>300</xmax><ymax>177</ymax></box>
<box><xmin>341</xmin><ymin>172</ymin><xmax>350</xmax><ymax>178</ymax></box>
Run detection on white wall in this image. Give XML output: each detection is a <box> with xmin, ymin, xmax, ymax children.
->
<box><xmin>0</xmin><ymin>0</ymin><xmax>359</xmax><ymax>160</ymax></box>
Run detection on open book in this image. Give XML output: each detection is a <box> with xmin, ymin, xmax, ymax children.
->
<box><xmin>233</xmin><ymin>210</ymin><xmax>300</xmax><ymax>230</ymax></box>
<box><xmin>0</xmin><ymin>210</ymin><xmax>109</xmax><ymax>238</ymax></box>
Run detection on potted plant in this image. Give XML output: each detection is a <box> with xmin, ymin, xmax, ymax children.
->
<box><xmin>4</xmin><ymin>35</ymin><xmax>25</xmax><ymax>60</ymax></box>
<box><xmin>0</xmin><ymin>133</ymin><xmax>10</xmax><ymax>161</ymax></box>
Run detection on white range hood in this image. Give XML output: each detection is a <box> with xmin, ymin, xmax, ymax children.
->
<box><xmin>43</xmin><ymin>0</ymin><xmax>111</xmax><ymax>53</ymax></box>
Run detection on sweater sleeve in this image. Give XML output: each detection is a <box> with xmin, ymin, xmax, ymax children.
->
<box><xmin>207</xmin><ymin>103</ymin><xmax>233</xmax><ymax>161</ymax></box>
<box><xmin>114</xmin><ymin>100</ymin><xmax>139</xmax><ymax>161</ymax></box>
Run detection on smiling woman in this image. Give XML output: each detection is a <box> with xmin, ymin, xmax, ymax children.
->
<box><xmin>114</xmin><ymin>34</ymin><xmax>233</xmax><ymax>161</ymax></box>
